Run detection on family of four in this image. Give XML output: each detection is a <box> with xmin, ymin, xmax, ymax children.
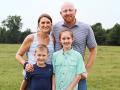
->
<box><xmin>16</xmin><ymin>2</ymin><xmax>97</xmax><ymax>90</ymax></box>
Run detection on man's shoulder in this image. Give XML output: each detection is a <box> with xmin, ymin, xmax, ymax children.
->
<box><xmin>54</xmin><ymin>21</ymin><xmax>63</xmax><ymax>25</ymax></box>
<box><xmin>71</xmin><ymin>49</ymin><xmax>82</xmax><ymax>57</ymax></box>
<box><xmin>53</xmin><ymin>21</ymin><xmax>63</xmax><ymax>28</ymax></box>
<box><xmin>77</xmin><ymin>21</ymin><xmax>90</xmax><ymax>27</ymax></box>
<box><xmin>52</xmin><ymin>21</ymin><xmax>63</xmax><ymax>32</ymax></box>
<box><xmin>76</xmin><ymin>21</ymin><xmax>93</xmax><ymax>32</ymax></box>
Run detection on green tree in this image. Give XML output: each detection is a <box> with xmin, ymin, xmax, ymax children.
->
<box><xmin>20</xmin><ymin>28</ymin><xmax>32</xmax><ymax>43</ymax></box>
<box><xmin>107</xmin><ymin>23</ymin><xmax>120</xmax><ymax>45</ymax></box>
<box><xmin>2</xmin><ymin>15</ymin><xmax>22</xmax><ymax>43</ymax></box>
<box><xmin>0</xmin><ymin>27</ymin><xmax>7</xmax><ymax>43</ymax></box>
<box><xmin>92</xmin><ymin>23</ymin><xmax>106</xmax><ymax>45</ymax></box>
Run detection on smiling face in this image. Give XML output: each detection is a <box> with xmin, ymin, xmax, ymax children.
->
<box><xmin>59</xmin><ymin>30</ymin><xmax>73</xmax><ymax>51</ymax></box>
<box><xmin>38</xmin><ymin>17</ymin><xmax>52</xmax><ymax>34</ymax></box>
<box><xmin>60</xmin><ymin>2</ymin><xmax>76</xmax><ymax>24</ymax></box>
<box><xmin>35</xmin><ymin>45</ymin><xmax>48</xmax><ymax>66</ymax></box>
<box><xmin>35</xmin><ymin>50</ymin><xmax>48</xmax><ymax>65</ymax></box>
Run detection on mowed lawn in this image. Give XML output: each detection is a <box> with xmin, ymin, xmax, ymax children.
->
<box><xmin>0</xmin><ymin>44</ymin><xmax>120</xmax><ymax>90</ymax></box>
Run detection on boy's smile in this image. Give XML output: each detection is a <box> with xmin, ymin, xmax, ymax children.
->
<box><xmin>35</xmin><ymin>51</ymin><xmax>48</xmax><ymax>67</ymax></box>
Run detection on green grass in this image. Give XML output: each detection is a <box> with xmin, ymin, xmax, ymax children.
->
<box><xmin>0</xmin><ymin>44</ymin><xmax>120</xmax><ymax>90</ymax></box>
<box><xmin>87</xmin><ymin>46</ymin><xmax>120</xmax><ymax>90</ymax></box>
<box><xmin>0</xmin><ymin>44</ymin><xmax>22</xmax><ymax>90</ymax></box>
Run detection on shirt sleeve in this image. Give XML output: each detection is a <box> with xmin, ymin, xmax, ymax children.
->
<box><xmin>24</xmin><ymin>71</ymin><xmax>32</xmax><ymax>80</ymax></box>
<box><xmin>76</xmin><ymin>53</ymin><xmax>86</xmax><ymax>74</ymax></box>
<box><xmin>87</xmin><ymin>25</ymin><xmax>97</xmax><ymax>48</ymax></box>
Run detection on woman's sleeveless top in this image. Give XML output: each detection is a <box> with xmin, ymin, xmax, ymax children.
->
<box><xmin>26</xmin><ymin>33</ymin><xmax>54</xmax><ymax>64</ymax></box>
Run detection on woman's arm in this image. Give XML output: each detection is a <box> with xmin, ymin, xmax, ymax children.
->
<box><xmin>15</xmin><ymin>34</ymin><xmax>33</xmax><ymax>65</ymax></box>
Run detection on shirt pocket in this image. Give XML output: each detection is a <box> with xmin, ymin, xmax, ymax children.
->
<box><xmin>68</xmin><ymin>60</ymin><xmax>77</xmax><ymax>72</ymax></box>
<box><xmin>54</xmin><ymin>60</ymin><xmax>63</xmax><ymax>66</ymax></box>
<box><xmin>54</xmin><ymin>61</ymin><xmax>65</xmax><ymax>75</ymax></box>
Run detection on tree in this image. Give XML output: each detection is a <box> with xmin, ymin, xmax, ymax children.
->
<box><xmin>107</xmin><ymin>23</ymin><xmax>120</xmax><ymax>45</ymax></box>
<box><xmin>92</xmin><ymin>23</ymin><xmax>106</xmax><ymax>45</ymax></box>
<box><xmin>20</xmin><ymin>28</ymin><xmax>32</xmax><ymax>43</ymax></box>
<box><xmin>0</xmin><ymin>27</ymin><xmax>7</xmax><ymax>43</ymax></box>
<box><xmin>2</xmin><ymin>15</ymin><xmax>22</xmax><ymax>43</ymax></box>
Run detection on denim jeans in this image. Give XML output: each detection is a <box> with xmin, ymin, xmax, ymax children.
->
<box><xmin>78</xmin><ymin>79</ymin><xmax>87</xmax><ymax>90</ymax></box>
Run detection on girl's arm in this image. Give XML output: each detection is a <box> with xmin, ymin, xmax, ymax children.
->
<box><xmin>66</xmin><ymin>74</ymin><xmax>81</xmax><ymax>90</ymax></box>
<box><xmin>52</xmin><ymin>74</ymin><xmax>55</xmax><ymax>90</ymax></box>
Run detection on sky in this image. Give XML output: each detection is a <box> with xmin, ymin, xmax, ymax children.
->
<box><xmin>0</xmin><ymin>0</ymin><xmax>120</xmax><ymax>32</ymax></box>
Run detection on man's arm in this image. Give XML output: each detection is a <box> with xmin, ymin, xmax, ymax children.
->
<box><xmin>86</xmin><ymin>47</ymin><xmax>97</xmax><ymax>72</ymax></box>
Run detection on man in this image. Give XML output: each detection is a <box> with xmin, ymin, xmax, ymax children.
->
<box><xmin>52</xmin><ymin>2</ymin><xmax>97</xmax><ymax>90</ymax></box>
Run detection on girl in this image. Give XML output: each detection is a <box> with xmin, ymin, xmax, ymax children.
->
<box><xmin>52</xmin><ymin>29</ymin><xmax>86</xmax><ymax>90</ymax></box>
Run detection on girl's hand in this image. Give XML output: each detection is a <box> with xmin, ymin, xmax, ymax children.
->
<box><xmin>81</xmin><ymin>73</ymin><xmax>88</xmax><ymax>79</ymax></box>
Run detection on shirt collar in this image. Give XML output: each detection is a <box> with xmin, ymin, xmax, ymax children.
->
<box><xmin>62</xmin><ymin>20</ymin><xmax>79</xmax><ymax>28</ymax></box>
<box><xmin>61</xmin><ymin>48</ymin><xmax>73</xmax><ymax>55</ymax></box>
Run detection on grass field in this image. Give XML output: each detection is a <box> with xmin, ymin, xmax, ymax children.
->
<box><xmin>0</xmin><ymin>44</ymin><xmax>120</xmax><ymax>90</ymax></box>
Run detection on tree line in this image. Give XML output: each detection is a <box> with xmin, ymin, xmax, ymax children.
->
<box><xmin>0</xmin><ymin>15</ymin><xmax>31</xmax><ymax>44</ymax></box>
<box><xmin>92</xmin><ymin>23</ymin><xmax>120</xmax><ymax>45</ymax></box>
<box><xmin>0</xmin><ymin>15</ymin><xmax>120</xmax><ymax>45</ymax></box>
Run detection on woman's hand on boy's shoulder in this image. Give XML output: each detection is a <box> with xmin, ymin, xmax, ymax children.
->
<box><xmin>25</xmin><ymin>63</ymin><xmax>34</xmax><ymax>72</ymax></box>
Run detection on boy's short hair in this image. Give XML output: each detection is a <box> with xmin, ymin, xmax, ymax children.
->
<box><xmin>35</xmin><ymin>44</ymin><xmax>48</xmax><ymax>54</ymax></box>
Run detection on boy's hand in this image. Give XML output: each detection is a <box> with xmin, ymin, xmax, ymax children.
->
<box><xmin>81</xmin><ymin>73</ymin><xmax>88</xmax><ymax>79</ymax></box>
<box><xmin>25</xmin><ymin>63</ymin><xmax>34</xmax><ymax>72</ymax></box>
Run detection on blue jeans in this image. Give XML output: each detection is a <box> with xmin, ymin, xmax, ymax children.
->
<box><xmin>78</xmin><ymin>79</ymin><xmax>87</xmax><ymax>90</ymax></box>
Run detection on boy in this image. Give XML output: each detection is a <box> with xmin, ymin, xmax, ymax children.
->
<box><xmin>23</xmin><ymin>44</ymin><xmax>53</xmax><ymax>90</ymax></box>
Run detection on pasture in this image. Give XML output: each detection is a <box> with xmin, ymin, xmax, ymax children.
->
<box><xmin>0</xmin><ymin>44</ymin><xmax>120</xmax><ymax>90</ymax></box>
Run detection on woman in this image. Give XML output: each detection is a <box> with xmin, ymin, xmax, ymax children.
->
<box><xmin>16</xmin><ymin>13</ymin><xmax>54</xmax><ymax>90</ymax></box>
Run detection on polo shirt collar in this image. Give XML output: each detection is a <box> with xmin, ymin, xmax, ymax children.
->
<box><xmin>62</xmin><ymin>20</ymin><xmax>79</xmax><ymax>28</ymax></box>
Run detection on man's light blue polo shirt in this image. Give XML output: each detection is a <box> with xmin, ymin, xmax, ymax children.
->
<box><xmin>53</xmin><ymin>21</ymin><xmax>97</xmax><ymax>57</ymax></box>
<box><xmin>52</xmin><ymin>48</ymin><xmax>86</xmax><ymax>90</ymax></box>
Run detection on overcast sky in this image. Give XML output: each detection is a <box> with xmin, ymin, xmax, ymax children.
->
<box><xmin>0</xmin><ymin>0</ymin><xmax>120</xmax><ymax>32</ymax></box>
